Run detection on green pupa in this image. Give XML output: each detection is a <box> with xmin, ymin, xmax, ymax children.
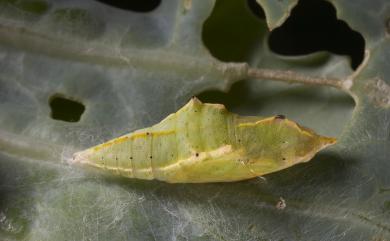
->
<box><xmin>71</xmin><ymin>98</ymin><xmax>336</xmax><ymax>183</ymax></box>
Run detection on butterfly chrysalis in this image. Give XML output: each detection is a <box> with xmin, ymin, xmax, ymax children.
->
<box><xmin>71</xmin><ymin>97</ymin><xmax>336</xmax><ymax>183</ymax></box>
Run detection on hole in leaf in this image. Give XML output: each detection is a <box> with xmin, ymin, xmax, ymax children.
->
<box><xmin>49</xmin><ymin>94</ymin><xmax>85</xmax><ymax>122</ymax></box>
<box><xmin>0</xmin><ymin>0</ymin><xmax>50</xmax><ymax>20</ymax></box>
<box><xmin>94</xmin><ymin>0</ymin><xmax>161</xmax><ymax>12</ymax></box>
<box><xmin>247</xmin><ymin>0</ymin><xmax>265</xmax><ymax>19</ymax></box>
<box><xmin>202</xmin><ymin>0</ymin><xmax>267</xmax><ymax>62</ymax></box>
<box><xmin>1</xmin><ymin>0</ymin><xmax>49</xmax><ymax>14</ymax></box>
<box><xmin>268</xmin><ymin>0</ymin><xmax>365</xmax><ymax>69</ymax></box>
<box><xmin>197</xmin><ymin>79</ymin><xmax>355</xmax><ymax>138</ymax></box>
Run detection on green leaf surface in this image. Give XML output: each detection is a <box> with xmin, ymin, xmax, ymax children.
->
<box><xmin>0</xmin><ymin>0</ymin><xmax>389</xmax><ymax>240</ymax></box>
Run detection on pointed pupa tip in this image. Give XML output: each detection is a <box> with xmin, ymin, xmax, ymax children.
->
<box><xmin>274</xmin><ymin>114</ymin><xmax>286</xmax><ymax>120</ymax></box>
<box><xmin>321</xmin><ymin>136</ymin><xmax>337</xmax><ymax>147</ymax></box>
<box><xmin>68</xmin><ymin>150</ymin><xmax>89</xmax><ymax>165</ymax></box>
<box><xmin>190</xmin><ymin>96</ymin><xmax>202</xmax><ymax>104</ymax></box>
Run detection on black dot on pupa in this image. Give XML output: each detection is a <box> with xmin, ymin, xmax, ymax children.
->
<box><xmin>130</xmin><ymin>157</ymin><xmax>133</xmax><ymax>160</ymax></box>
<box><xmin>275</xmin><ymin>114</ymin><xmax>286</xmax><ymax>120</ymax></box>
<box><xmin>195</xmin><ymin>153</ymin><xmax>199</xmax><ymax>157</ymax></box>
<box><xmin>150</xmin><ymin>156</ymin><xmax>153</xmax><ymax>159</ymax></box>
<box><xmin>282</xmin><ymin>157</ymin><xmax>286</xmax><ymax>161</ymax></box>
<box><xmin>146</xmin><ymin>132</ymin><xmax>150</xmax><ymax>135</ymax></box>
